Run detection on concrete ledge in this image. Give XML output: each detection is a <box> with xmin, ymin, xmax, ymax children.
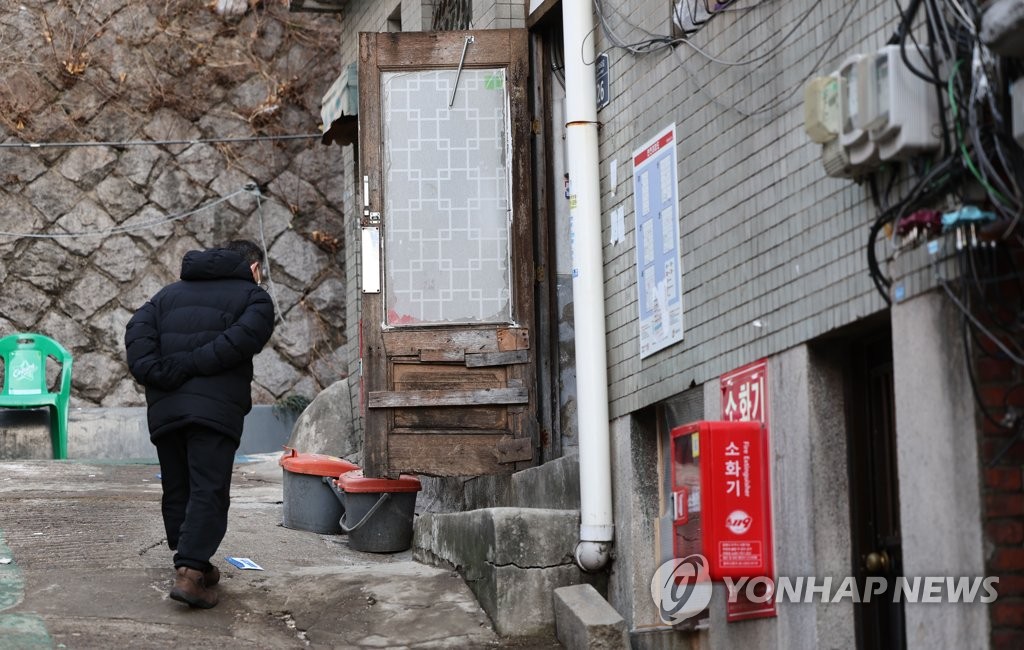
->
<box><xmin>0</xmin><ymin>405</ymin><xmax>297</xmax><ymax>460</ymax></box>
<box><xmin>413</xmin><ymin>507</ymin><xmax>599</xmax><ymax>637</ymax></box>
<box><xmin>511</xmin><ymin>453</ymin><xmax>579</xmax><ymax>510</ymax></box>
<box><xmin>463</xmin><ymin>453</ymin><xmax>579</xmax><ymax>511</ymax></box>
<box><xmin>464</xmin><ymin>473</ymin><xmax>514</xmax><ymax>510</ymax></box>
<box><xmin>554</xmin><ymin>584</ymin><xmax>629</xmax><ymax>650</ymax></box>
<box><xmin>414</xmin><ymin>507</ymin><xmax>578</xmax><ymax>570</ymax></box>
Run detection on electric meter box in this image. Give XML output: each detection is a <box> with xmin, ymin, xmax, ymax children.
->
<box><xmin>859</xmin><ymin>45</ymin><xmax>941</xmax><ymax>160</ymax></box>
<box><xmin>670</xmin><ymin>420</ymin><xmax>774</xmax><ymax>581</ymax></box>
<box><xmin>804</xmin><ymin>75</ymin><xmax>842</xmax><ymax>143</ymax></box>
<box><xmin>822</xmin><ymin>138</ymin><xmax>854</xmax><ymax>178</ymax></box>
<box><xmin>805</xmin><ymin>73</ymin><xmax>853</xmax><ymax>178</ymax></box>
<box><xmin>838</xmin><ymin>54</ymin><xmax>879</xmax><ymax>169</ymax></box>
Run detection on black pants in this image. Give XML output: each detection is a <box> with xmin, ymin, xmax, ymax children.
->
<box><xmin>155</xmin><ymin>426</ymin><xmax>238</xmax><ymax>572</ymax></box>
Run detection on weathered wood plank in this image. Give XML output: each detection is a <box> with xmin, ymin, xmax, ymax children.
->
<box><xmin>394</xmin><ymin>364</ymin><xmax>505</xmax><ymax>390</ymax></box>
<box><xmin>375</xmin><ymin>30</ymin><xmax>513</xmax><ymax>69</ymax></box>
<box><xmin>394</xmin><ymin>406</ymin><xmax>508</xmax><ymax>431</ymax></box>
<box><xmin>419</xmin><ymin>349</ymin><xmax>466</xmax><ymax>363</ymax></box>
<box><xmin>369</xmin><ymin>388</ymin><xmax>528</xmax><ymax>408</ymax></box>
<box><xmin>383</xmin><ymin>329</ymin><xmax>499</xmax><ymax>356</ymax></box>
<box><xmin>507</xmin><ymin>28</ymin><xmax>538</xmax><ymax>473</ymax></box>
<box><xmin>495</xmin><ymin>437</ymin><xmax>533</xmax><ymax>463</ymax></box>
<box><xmin>529</xmin><ymin>29</ymin><xmax>561</xmax><ymax>465</ymax></box>
<box><xmin>388</xmin><ymin>434</ymin><xmax>514</xmax><ymax>476</ymax></box>
<box><xmin>497</xmin><ymin>327</ymin><xmax>529</xmax><ymax>351</ymax></box>
<box><xmin>360</xmin><ymin>30</ymin><xmax>388</xmax><ymax>478</ymax></box>
<box><xmin>465</xmin><ymin>350</ymin><xmax>529</xmax><ymax>367</ymax></box>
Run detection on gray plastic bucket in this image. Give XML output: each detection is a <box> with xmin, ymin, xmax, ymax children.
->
<box><xmin>282</xmin><ymin>471</ymin><xmax>344</xmax><ymax>534</ymax></box>
<box><xmin>333</xmin><ymin>470</ymin><xmax>421</xmax><ymax>553</ymax></box>
<box><xmin>341</xmin><ymin>491</ymin><xmax>419</xmax><ymax>553</ymax></box>
<box><xmin>278</xmin><ymin>448</ymin><xmax>358</xmax><ymax>534</ymax></box>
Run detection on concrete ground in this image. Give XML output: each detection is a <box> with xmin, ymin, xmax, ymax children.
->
<box><xmin>0</xmin><ymin>454</ymin><xmax>560</xmax><ymax>649</ymax></box>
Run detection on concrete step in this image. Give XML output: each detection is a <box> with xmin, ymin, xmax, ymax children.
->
<box><xmin>465</xmin><ymin>452</ymin><xmax>580</xmax><ymax>511</ymax></box>
<box><xmin>511</xmin><ymin>452</ymin><xmax>580</xmax><ymax>510</ymax></box>
<box><xmin>413</xmin><ymin>507</ymin><xmax>603</xmax><ymax>637</ymax></box>
<box><xmin>554</xmin><ymin>584</ymin><xmax>629</xmax><ymax>649</ymax></box>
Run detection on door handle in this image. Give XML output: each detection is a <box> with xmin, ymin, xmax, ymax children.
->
<box><xmin>864</xmin><ymin>550</ymin><xmax>890</xmax><ymax>574</ymax></box>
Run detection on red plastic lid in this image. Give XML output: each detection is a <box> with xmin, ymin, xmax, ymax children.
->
<box><xmin>337</xmin><ymin>469</ymin><xmax>421</xmax><ymax>493</ymax></box>
<box><xmin>279</xmin><ymin>447</ymin><xmax>359</xmax><ymax>477</ymax></box>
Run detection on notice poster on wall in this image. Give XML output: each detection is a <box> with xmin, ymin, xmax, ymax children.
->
<box><xmin>632</xmin><ymin>124</ymin><xmax>684</xmax><ymax>359</ymax></box>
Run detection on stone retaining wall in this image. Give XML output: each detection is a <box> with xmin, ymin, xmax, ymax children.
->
<box><xmin>0</xmin><ymin>1</ymin><xmax>348</xmax><ymax>407</ymax></box>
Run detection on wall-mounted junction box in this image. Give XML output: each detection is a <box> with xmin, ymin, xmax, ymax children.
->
<box><xmin>804</xmin><ymin>75</ymin><xmax>842</xmax><ymax>144</ymax></box>
<box><xmin>839</xmin><ymin>54</ymin><xmax>879</xmax><ymax>169</ymax></box>
<box><xmin>859</xmin><ymin>45</ymin><xmax>941</xmax><ymax>160</ymax></box>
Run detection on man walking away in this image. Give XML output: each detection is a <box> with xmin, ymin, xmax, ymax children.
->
<box><xmin>125</xmin><ymin>240</ymin><xmax>275</xmax><ymax>609</ymax></box>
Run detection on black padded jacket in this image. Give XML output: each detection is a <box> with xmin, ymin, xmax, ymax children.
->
<box><xmin>124</xmin><ymin>248</ymin><xmax>275</xmax><ymax>442</ymax></box>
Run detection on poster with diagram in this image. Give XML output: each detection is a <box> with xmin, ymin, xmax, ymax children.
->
<box><xmin>632</xmin><ymin>123</ymin><xmax>684</xmax><ymax>358</ymax></box>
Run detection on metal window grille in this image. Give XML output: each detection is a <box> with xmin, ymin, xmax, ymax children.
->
<box><xmin>432</xmin><ymin>0</ymin><xmax>472</xmax><ymax>31</ymax></box>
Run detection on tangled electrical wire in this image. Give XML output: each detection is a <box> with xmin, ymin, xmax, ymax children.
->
<box><xmin>867</xmin><ymin>0</ymin><xmax>1024</xmax><ymax>302</ymax></box>
<box><xmin>939</xmin><ymin>235</ymin><xmax>1024</xmax><ymax>464</ymax></box>
<box><xmin>590</xmin><ymin>0</ymin><xmax>859</xmax><ymax>118</ymax></box>
<box><xmin>863</xmin><ymin>0</ymin><xmax>1024</xmax><ymax>452</ymax></box>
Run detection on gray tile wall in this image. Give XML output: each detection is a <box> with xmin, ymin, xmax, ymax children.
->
<box><xmin>594</xmin><ymin>0</ymin><xmax>931</xmax><ymax>418</ymax></box>
<box><xmin>474</xmin><ymin>0</ymin><xmax>526</xmax><ymax>29</ymax></box>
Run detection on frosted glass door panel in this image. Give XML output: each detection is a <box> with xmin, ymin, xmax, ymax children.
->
<box><xmin>383</xmin><ymin>69</ymin><xmax>512</xmax><ymax>326</ymax></box>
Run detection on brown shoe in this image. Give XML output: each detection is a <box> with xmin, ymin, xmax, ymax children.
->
<box><xmin>203</xmin><ymin>565</ymin><xmax>220</xmax><ymax>587</ymax></box>
<box><xmin>169</xmin><ymin>567</ymin><xmax>218</xmax><ymax>609</ymax></box>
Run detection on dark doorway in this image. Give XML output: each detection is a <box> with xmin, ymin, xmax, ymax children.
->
<box><xmin>845</xmin><ymin>326</ymin><xmax>906</xmax><ymax>649</ymax></box>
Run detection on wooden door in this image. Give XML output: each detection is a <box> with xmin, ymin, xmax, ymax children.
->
<box><xmin>359</xmin><ymin>30</ymin><xmax>537</xmax><ymax>478</ymax></box>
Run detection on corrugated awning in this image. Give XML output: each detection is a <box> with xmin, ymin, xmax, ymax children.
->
<box><xmin>320</xmin><ymin>62</ymin><xmax>357</xmax><ymax>146</ymax></box>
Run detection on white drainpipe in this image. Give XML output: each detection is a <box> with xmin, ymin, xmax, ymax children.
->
<box><xmin>563</xmin><ymin>0</ymin><xmax>614</xmax><ymax>571</ymax></box>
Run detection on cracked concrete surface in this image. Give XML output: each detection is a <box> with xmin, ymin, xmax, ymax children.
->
<box><xmin>0</xmin><ymin>454</ymin><xmax>560</xmax><ymax>649</ymax></box>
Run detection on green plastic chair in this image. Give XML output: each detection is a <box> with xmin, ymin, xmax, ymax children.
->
<box><xmin>0</xmin><ymin>333</ymin><xmax>73</xmax><ymax>460</ymax></box>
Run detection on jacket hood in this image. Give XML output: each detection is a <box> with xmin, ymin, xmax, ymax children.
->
<box><xmin>180</xmin><ymin>248</ymin><xmax>255</xmax><ymax>282</ymax></box>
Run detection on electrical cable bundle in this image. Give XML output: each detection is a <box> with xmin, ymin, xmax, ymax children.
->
<box><xmin>943</xmin><ymin>236</ymin><xmax>1024</xmax><ymax>462</ymax></box>
<box><xmin>863</xmin><ymin>0</ymin><xmax>1024</xmax><ymax>445</ymax></box>
<box><xmin>867</xmin><ymin>0</ymin><xmax>1024</xmax><ymax>302</ymax></box>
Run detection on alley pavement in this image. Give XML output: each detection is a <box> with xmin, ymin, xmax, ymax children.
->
<box><xmin>0</xmin><ymin>454</ymin><xmax>560</xmax><ymax>649</ymax></box>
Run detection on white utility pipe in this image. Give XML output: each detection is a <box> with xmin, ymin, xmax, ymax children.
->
<box><xmin>563</xmin><ymin>0</ymin><xmax>614</xmax><ymax>572</ymax></box>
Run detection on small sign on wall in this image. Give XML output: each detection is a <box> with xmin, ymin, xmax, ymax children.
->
<box><xmin>596</xmin><ymin>53</ymin><xmax>610</xmax><ymax>111</ymax></box>
<box><xmin>632</xmin><ymin>124</ymin><xmax>685</xmax><ymax>358</ymax></box>
<box><xmin>720</xmin><ymin>359</ymin><xmax>777</xmax><ymax>622</ymax></box>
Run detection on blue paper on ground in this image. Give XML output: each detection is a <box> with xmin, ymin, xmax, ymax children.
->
<box><xmin>225</xmin><ymin>557</ymin><xmax>263</xmax><ymax>570</ymax></box>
